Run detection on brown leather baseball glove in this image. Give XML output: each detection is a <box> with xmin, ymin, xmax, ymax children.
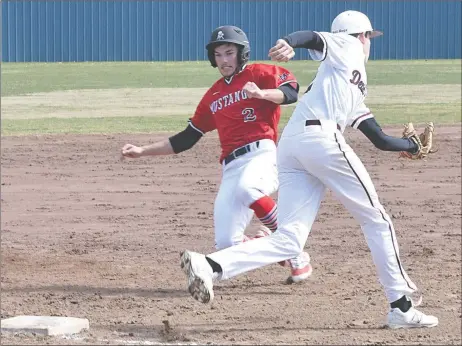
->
<box><xmin>399</xmin><ymin>122</ymin><xmax>437</xmax><ymax>159</ymax></box>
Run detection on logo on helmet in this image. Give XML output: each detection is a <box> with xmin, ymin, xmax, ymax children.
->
<box><xmin>216</xmin><ymin>31</ymin><xmax>225</xmax><ymax>40</ymax></box>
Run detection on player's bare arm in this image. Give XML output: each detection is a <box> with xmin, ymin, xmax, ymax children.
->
<box><xmin>242</xmin><ymin>81</ymin><xmax>296</xmax><ymax>105</ymax></box>
<box><xmin>121</xmin><ymin>140</ymin><xmax>174</xmax><ymax>158</ymax></box>
<box><xmin>121</xmin><ymin>124</ymin><xmax>203</xmax><ymax>159</ymax></box>
<box><xmin>242</xmin><ymin>81</ymin><xmax>284</xmax><ymax>103</ymax></box>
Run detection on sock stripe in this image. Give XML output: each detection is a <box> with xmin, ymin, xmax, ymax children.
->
<box><xmin>249</xmin><ymin>196</ymin><xmax>278</xmax><ymax>232</ymax></box>
<box><xmin>261</xmin><ymin>215</ymin><xmax>277</xmax><ymax>226</ymax></box>
<box><xmin>262</xmin><ymin>219</ymin><xmax>278</xmax><ymax>227</ymax></box>
<box><xmin>260</xmin><ymin>206</ymin><xmax>277</xmax><ymax>222</ymax></box>
<box><xmin>260</xmin><ymin>208</ymin><xmax>278</xmax><ymax>231</ymax></box>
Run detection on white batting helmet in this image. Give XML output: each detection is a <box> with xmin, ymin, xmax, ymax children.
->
<box><xmin>331</xmin><ymin>10</ymin><xmax>383</xmax><ymax>38</ymax></box>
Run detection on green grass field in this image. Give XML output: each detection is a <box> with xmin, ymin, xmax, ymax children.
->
<box><xmin>2</xmin><ymin>60</ymin><xmax>461</xmax><ymax>135</ymax></box>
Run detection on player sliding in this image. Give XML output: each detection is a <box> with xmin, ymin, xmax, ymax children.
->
<box><xmin>121</xmin><ymin>25</ymin><xmax>312</xmax><ymax>283</ymax></box>
<box><xmin>179</xmin><ymin>11</ymin><xmax>438</xmax><ymax>329</ymax></box>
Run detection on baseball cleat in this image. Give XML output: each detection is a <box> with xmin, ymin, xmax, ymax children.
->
<box><xmin>285</xmin><ymin>252</ymin><xmax>313</xmax><ymax>284</ymax></box>
<box><xmin>387</xmin><ymin>306</ymin><xmax>439</xmax><ymax>329</ymax></box>
<box><xmin>180</xmin><ymin>250</ymin><xmax>215</xmax><ymax>304</ymax></box>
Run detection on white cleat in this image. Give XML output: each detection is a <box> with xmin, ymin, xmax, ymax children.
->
<box><xmin>180</xmin><ymin>250</ymin><xmax>215</xmax><ymax>304</ymax></box>
<box><xmin>387</xmin><ymin>307</ymin><xmax>439</xmax><ymax>329</ymax></box>
<box><xmin>286</xmin><ymin>252</ymin><xmax>313</xmax><ymax>284</ymax></box>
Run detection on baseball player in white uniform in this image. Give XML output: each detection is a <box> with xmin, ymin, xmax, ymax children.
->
<box><xmin>179</xmin><ymin>10</ymin><xmax>439</xmax><ymax>329</ymax></box>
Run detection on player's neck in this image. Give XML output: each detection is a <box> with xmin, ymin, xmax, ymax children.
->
<box><xmin>223</xmin><ymin>64</ymin><xmax>248</xmax><ymax>85</ymax></box>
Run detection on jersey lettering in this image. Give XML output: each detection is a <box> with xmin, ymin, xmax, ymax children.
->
<box><xmin>210</xmin><ymin>90</ymin><xmax>248</xmax><ymax>114</ymax></box>
<box><xmin>242</xmin><ymin>108</ymin><xmax>256</xmax><ymax>122</ymax></box>
<box><xmin>349</xmin><ymin>70</ymin><xmax>367</xmax><ymax>96</ymax></box>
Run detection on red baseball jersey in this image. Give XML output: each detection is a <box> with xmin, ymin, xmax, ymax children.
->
<box><xmin>188</xmin><ymin>63</ymin><xmax>298</xmax><ymax>163</ymax></box>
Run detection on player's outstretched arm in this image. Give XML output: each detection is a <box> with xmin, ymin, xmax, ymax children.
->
<box><xmin>121</xmin><ymin>139</ymin><xmax>174</xmax><ymax>159</ymax></box>
<box><xmin>268</xmin><ymin>32</ymin><xmax>324</xmax><ymax>62</ymax></box>
<box><xmin>357</xmin><ymin>118</ymin><xmax>418</xmax><ymax>154</ymax></box>
<box><xmin>121</xmin><ymin>125</ymin><xmax>203</xmax><ymax>159</ymax></box>
<box><xmin>282</xmin><ymin>31</ymin><xmax>324</xmax><ymax>51</ymax></box>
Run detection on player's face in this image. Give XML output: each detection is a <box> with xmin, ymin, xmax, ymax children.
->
<box><xmin>359</xmin><ymin>33</ymin><xmax>371</xmax><ymax>63</ymax></box>
<box><xmin>214</xmin><ymin>44</ymin><xmax>239</xmax><ymax>78</ymax></box>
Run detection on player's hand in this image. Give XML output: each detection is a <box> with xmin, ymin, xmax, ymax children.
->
<box><xmin>242</xmin><ymin>82</ymin><xmax>264</xmax><ymax>99</ymax></box>
<box><xmin>121</xmin><ymin>144</ymin><xmax>144</xmax><ymax>159</ymax></box>
<box><xmin>268</xmin><ymin>39</ymin><xmax>295</xmax><ymax>62</ymax></box>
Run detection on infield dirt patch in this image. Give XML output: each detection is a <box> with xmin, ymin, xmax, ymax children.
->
<box><xmin>1</xmin><ymin>126</ymin><xmax>461</xmax><ymax>345</ymax></box>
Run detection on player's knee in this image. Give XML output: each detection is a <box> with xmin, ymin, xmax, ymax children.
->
<box><xmin>357</xmin><ymin>206</ymin><xmax>390</xmax><ymax>227</ymax></box>
<box><xmin>233</xmin><ymin>183</ymin><xmax>253</xmax><ymax>205</ymax></box>
<box><xmin>234</xmin><ymin>172</ymin><xmax>277</xmax><ymax>207</ymax></box>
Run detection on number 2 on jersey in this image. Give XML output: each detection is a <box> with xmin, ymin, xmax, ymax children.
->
<box><xmin>242</xmin><ymin>108</ymin><xmax>256</xmax><ymax>122</ymax></box>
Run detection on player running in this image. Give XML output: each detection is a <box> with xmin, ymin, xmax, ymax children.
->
<box><xmin>179</xmin><ymin>11</ymin><xmax>439</xmax><ymax>329</ymax></box>
<box><xmin>121</xmin><ymin>25</ymin><xmax>312</xmax><ymax>283</ymax></box>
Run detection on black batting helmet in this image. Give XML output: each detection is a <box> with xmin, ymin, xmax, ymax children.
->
<box><xmin>206</xmin><ymin>26</ymin><xmax>250</xmax><ymax>68</ymax></box>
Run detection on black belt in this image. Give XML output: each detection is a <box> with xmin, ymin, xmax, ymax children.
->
<box><xmin>305</xmin><ymin>119</ymin><xmax>341</xmax><ymax>131</ymax></box>
<box><xmin>224</xmin><ymin>141</ymin><xmax>260</xmax><ymax>165</ymax></box>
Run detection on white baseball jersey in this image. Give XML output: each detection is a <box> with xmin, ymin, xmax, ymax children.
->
<box><xmin>207</xmin><ymin>30</ymin><xmax>419</xmax><ymax>305</ymax></box>
<box><xmin>286</xmin><ymin>31</ymin><xmax>374</xmax><ymax>131</ymax></box>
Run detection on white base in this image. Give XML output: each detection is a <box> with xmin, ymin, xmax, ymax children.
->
<box><xmin>1</xmin><ymin>315</ymin><xmax>89</xmax><ymax>336</ymax></box>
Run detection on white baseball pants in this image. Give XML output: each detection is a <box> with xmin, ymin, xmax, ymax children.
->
<box><xmin>208</xmin><ymin>121</ymin><xmax>417</xmax><ymax>303</ymax></box>
<box><xmin>213</xmin><ymin>139</ymin><xmax>278</xmax><ymax>249</ymax></box>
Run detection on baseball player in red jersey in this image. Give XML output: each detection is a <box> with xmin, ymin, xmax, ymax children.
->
<box><xmin>121</xmin><ymin>25</ymin><xmax>311</xmax><ymax>283</ymax></box>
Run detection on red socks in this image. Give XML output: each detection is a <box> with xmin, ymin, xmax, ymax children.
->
<box><xmin>250</xmin><ymin>196</ymin><xmax>278</xmax><ymax>232</ymax></box>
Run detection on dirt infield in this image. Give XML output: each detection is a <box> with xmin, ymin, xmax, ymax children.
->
<box><xmin>1</xmin><ymin>125</ymin><xmax>461</xmax><ymax>345</ymax></box>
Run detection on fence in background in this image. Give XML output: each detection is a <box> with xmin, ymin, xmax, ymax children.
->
<box><xmin>2</xmin><ymin>0</ymin><xmax>461</xmax><ymax>62</ymax></box>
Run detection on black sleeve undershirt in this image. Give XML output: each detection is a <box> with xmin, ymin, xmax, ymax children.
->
<box><xmin>283</xmin><ymin>31</ymin><xmax>324</xmax><ymax>52</ymax></box>
<box><xmin>168</xmin><ymin>124</ymin><xmax>203</xmax><ymax>154</ymax></box>
<box><xmin>278</xmin><ymin>83</ymin><xmax>299</xmax><ymax>105</ymax></box>
<box><xmin>357</xmin><ymin>118</ymin><xmax>418</xmax><ymax>153</ymax></box>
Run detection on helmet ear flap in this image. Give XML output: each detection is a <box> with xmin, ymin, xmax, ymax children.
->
<box><xmin>208</xmin><ymin>49</ymin><xmax>217</xmax><ymax>68</ymax></box>
<box><xmin>236</xmin><ymin>46</ymin><xmax>250</xmax><ymax>66</ymax></box>
<box><xmin>241</xmin><ymin>49</ymin><xmax>250</xmax><ymax>65</ymax></box>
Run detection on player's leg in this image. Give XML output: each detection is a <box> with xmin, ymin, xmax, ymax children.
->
<box><xmin>311</xmin><ymin>133</ymin><xmax>417</xmax><ymax>301</ymax></box>
<box><xmin>213</xmin><ymin>146</ymin><xmax>282</xmax><ymax>250</ymax></box>
<box><xmin>235</xmin><ymin>149</ymin><xmax>279</xmax><ymax>232</ymax></box>
<box><xmin>236</xmin><ymin>148</ymin><xmax>313</xmax><ymax>282</ymax></box>
<box><xmin>213</xmin><ymin>168</ymin><xmax>255</xmax><ymax>249</ymax></box>
<box><xmin>309</xmin><ymin>132</ymin><xmax>437</xmax><ymax>328</ymax></box>
<box><xmin>183</xmin><ymin>135</ymin><xmax>325</xmax><ymax>283</ymax></box>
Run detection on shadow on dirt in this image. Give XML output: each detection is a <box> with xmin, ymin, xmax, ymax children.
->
<box><xmin>2</xmin><ymin>285</ymin><xmax>188</xmax><ymax>298</ymax></box>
